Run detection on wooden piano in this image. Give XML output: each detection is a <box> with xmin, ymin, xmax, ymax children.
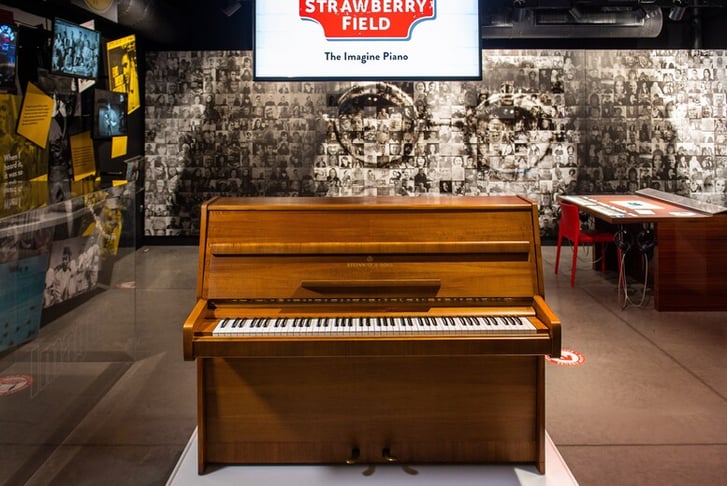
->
<box><xmin>183</xmin><ymin>196</ymin><xmax>562</xmax><ymax>474</ymax></box>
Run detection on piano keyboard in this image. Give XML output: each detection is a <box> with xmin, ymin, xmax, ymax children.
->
<box><xmin>212</xmin><ymin>315</ymin><xmax>537</xmax><ymax>336</ymax></box>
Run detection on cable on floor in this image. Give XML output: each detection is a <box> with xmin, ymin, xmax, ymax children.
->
<box><xmin>617</xmin><ymin>245</ymin><xmax>652</xmax><ymax>310</ymax></box>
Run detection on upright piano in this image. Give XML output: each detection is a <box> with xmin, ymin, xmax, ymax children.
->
<box><xmin>183</xmin><ymin>196</ymin><xmax>562</xmax><ymax>474</ymax></box>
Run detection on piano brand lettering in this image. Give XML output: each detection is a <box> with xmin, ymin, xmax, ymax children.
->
<box><xmin>301</xmin><ymin>0</ymin><xmax>435</xmax><ymax>39</ymax></box>
<box><xmin>346</xmin><ymin>261</ymin><xmax>394</xmax><ymax>269</ymax></box>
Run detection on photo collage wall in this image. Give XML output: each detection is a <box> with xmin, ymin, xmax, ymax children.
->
<box><xmin>143</xmin><ymin>49</ymin><xmax>727</xmax><ymax>238</ymax></box>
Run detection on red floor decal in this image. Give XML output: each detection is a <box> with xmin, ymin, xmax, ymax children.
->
<box><xmin>0</xmin><ymin>374</ymin><xmax>32</xmax><ymax>396</ymax></box>
<box><xmin>546</xmin><ymin>348</ymin><xmax>585</xmax><ymax>366</ymax></box>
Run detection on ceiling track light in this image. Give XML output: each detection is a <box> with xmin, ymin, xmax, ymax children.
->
<box><xmin>668</xmin><ymin>0</ymin><xmax>687</xmax><ymax>21</ymax></box>
<box><xmin>221</xmin><ymin>1</ymin><xmax>242</xmax><ymax>17</ymax></box>
<box><xmin>512</xmin><ymin>0</ymin><xmax>528</xmax><ymax>22</ymax></box>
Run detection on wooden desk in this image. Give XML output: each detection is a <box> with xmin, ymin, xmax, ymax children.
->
<box><xmin>559</xmin><ymin>189</ymin><xmax>727</xmax><ymax>311</ymax></box>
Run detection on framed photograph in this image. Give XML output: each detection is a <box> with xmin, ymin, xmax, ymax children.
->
<box><xmin>92</xmin><ymin>88</ymin><xmax>127</xmax><ymax>139</ymax></box>
<box><xmin>50</xmin><ymin>18</ymin><xmax>101</xmax><ymax>79</ymax></box>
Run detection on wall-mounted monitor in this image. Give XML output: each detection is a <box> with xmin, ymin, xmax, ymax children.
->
<box><xmin>93</xmin><ymin>88</ymin><xmax>127</xmax><ymax>139</ymax></box>
<box><xmin>254</xmin><ymin>0</ymin><xmax>481</xmax><ymax>81</ymax></box>
<box><xmin>0</xmin><ymin>23</ymin><xmax>17</xmax><ymax>92</ymax></box>
<box><xmin>50</xmin><ymin>18</ymin><xmax>101</xmax><ymax>79</ymax></box>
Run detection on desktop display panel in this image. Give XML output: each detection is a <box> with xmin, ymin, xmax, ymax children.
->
<box><xmin>50</xmin><ymin>18</ymin><xmax>101</xmax><ymax>79</ymax></box>
<box><xmin>254</xmin><ymin>0</ymin><xmax>481</xmax><ymax>81</ymax></box>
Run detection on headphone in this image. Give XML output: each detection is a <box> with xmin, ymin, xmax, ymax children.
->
<box><xmin>614</xmin><ymin>229</ymin><xmax>633</xmax><ymax>253</ymax></box>
<box><xmin>615</xmin><ymin>228</ymin><xmax>655</xmax><ymax>257</ymax></box>
<box><xmin>636</xmin><ymin>228</ymin><xmax>656</xmax><ymax>258</ymax></box>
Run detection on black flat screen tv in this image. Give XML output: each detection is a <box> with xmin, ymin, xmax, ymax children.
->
<box><xmin>0</xmin><ymin>23</ymin><xmax>17</xmax><ymax>91</ymax></box>
<box><xmin>93</xmin><ymin>88</ymin><xmax>127</xmax><ymax>139</ymax></box>
<box><xmin>50</xmin><ymin>18</ymin><xmax>100</xmax><ymax>79</ymax></box>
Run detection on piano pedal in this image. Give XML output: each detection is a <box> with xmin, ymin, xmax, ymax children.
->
<box><xmin>345</xmin><ymin>447</ymin><xmax>360</xmax><ymax>465</ymax></box>
<box><xmin>382</xmin><ymin>447</ymin><xmax>398</xmax><ymax>463</ymax></box>
<box><xmin>382</xmin><ymin>448</ymin><xmax>419</xmax><ymax>476</ymax></box>
<box><xmin>346</xmin><ymin>447</ymin><xmax>376</xmax><ymax>476</ymax></box>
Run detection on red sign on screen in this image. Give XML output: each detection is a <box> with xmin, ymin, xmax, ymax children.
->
<box><xmin>300</xmin><ymin>0</ymin><xmax>435</xmax><ymax>39</ymax></box>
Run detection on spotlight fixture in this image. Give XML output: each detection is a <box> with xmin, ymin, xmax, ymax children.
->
<box><xmin>512</xmin><ymin>0</ymin><xmax>528</xmax><ymax>23</ymax></box>
<box><xmin>221</xmin><ymin>0</ymin><xmax>242</xmax><ymax>17</ymax></box>
<box><xmin>668</xmin><ymin>0</ymin><xmax>687</xmax><ymax>21</ymax></box>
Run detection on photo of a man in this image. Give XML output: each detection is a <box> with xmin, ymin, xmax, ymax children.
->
<box><xmin>93</xmin><ymin>90</ymin><xmax>127</xmax><ymax>138</ymax></box>
<box><xmin>98</xmin><ymin>100</ymin><xmax>120</xmax><ymax>137</ymax></box>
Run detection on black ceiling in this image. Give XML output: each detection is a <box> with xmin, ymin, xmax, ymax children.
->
<box><xmin>4</xmin><ymin>0</ymin><xmax>727</xmax><ymax>49</ymax></box>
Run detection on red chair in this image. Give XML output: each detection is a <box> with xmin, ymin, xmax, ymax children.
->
<box><xmin>555</xmin><ymin>201</ymin><xmax>616</xmax><ymax>287</ymax></box>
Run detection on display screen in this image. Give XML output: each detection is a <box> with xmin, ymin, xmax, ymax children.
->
<box><xmin>0</xmin><ymin>23</ymin><xmax>17</xmax><ymax>91</ymax></box>
<box><xmin>50</xmin><ymin>18</ymin><xmax>101</xmax><ymax>79</ymax></box>
<box><xmin>254</xmin><ymin>0</ymin><xmax>481</xmax><ymax>81</ymax></box>
<box><xmin>93</xmin><ymin>88</ymin><xmax>127</xmax><ymax>139</ymax></box>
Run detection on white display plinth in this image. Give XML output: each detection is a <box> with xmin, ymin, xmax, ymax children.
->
<box><xmin>167</xmin><ymin>429</ymin><xmax>578</xmax><ymax>486</ymax></box>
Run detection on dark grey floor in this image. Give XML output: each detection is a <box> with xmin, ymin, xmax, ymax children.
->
<box><xmin>1</xmin><ymin>244</ymin><xmax>726</xmax><ymax>486</ymax></box>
